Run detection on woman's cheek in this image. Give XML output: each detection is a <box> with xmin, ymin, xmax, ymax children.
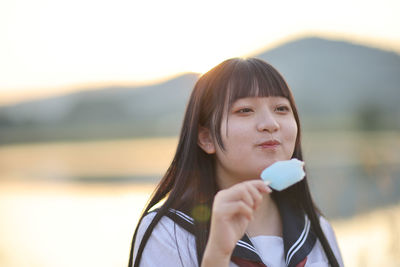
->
<box><xmin>285</xmin><ymin>119</ymin><xmax>298</xmax><ymax>154</ymax></box>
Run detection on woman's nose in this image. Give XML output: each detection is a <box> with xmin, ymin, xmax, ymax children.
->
<box><xmin>256</xmin><ymin>111</ymin><xmax>279</xmax><ymax>133</ymax></box>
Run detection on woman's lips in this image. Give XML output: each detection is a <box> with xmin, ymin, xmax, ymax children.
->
<box><xmin>260</xmin><ymin>144</ymin><xmax>280</xmax><ymax>149</ymax></box>
<box><xmin>257</xmin><ymin>140</ymin><xmax>281</xmax><ymax>149</ymax></box>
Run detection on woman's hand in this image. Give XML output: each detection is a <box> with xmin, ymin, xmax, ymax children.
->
<box><xmin>201</xmin><ymin>180</ymin><xmax>271</xmax><ymax>267</ymax></box>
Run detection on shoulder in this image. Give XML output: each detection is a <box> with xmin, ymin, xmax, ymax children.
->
<box><xmin>318</xmin><ymin>216</ymin><xmax>337</xmax><ymax>242</ymax></box>
<box><xmin>136</xmin><ymin>211</ymin><xmax>180</xmax><ymax>240</ymax></box>
<box><xmin>136</xmin><ymin>209</ymin><xmax>196</xmax><ymax>240</ymax></box>
<box><xmin>133</xmin><ymin>210</ymin><xmax>198</xmax><ymax>267</ymax></box>
<box><xmin>308</xmin><ymin>216</ymin><xmax>344</xmax><ymax>267</ymax></box>
<box><xmin>135</xmin><ymin>210</ymin><xmax>196</xmax><ymax>249</ymax></box>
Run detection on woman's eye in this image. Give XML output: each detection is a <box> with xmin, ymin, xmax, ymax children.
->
<box><xmin>236</xmin><ymin>108</ymin><xmax>253</xmax><ymax>113</ymax></box>
<box><xmin>276</xmin><ymin>105</ymin><xmax>290</xmax><ymax>112</ymax></box>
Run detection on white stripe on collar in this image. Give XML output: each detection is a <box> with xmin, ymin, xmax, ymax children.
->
<box><xmin>285</xmin><ymin>214</ymin><xmax>310</xmax><ymax>265</ymax></box>
<box><xmin>169</xmin><ymin>208</ymin><xmax>195</xmax><ymax>224</ymax></box>
<box><xmin>236</xmin><ymin>240</ymin><xmax>259</xmax><ymax>255</ymax></box>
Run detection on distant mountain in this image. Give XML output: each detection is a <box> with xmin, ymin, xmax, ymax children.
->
<box><xmin>0</xmin><ymin>73</ymin><xmax>199</xmax><ymax>143</ymax></box>
<box><xmin>254</xmin><ymin>37</ymin><xmax>400</xmax><ymax>117</ymax></box>
<box><xmin>0</xmin><ymin>37</ymin><xmax>399</xmax><ymax>144</ymax></box>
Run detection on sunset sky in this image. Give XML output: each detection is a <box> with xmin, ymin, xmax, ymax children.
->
<box><xmin>0</xmin><ymin>0</ymin><xmax>399</xmax><ymax>105</ymax></box>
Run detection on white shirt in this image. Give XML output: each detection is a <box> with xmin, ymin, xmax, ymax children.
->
<box><xmin>133</xmin><ymin>212</ymin><xmax>344</xmax><ymax>267</ymax></box>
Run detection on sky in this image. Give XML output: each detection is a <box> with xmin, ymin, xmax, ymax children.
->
<box><xmin>0</xmin><ymin>0</ymin><xmax>399</xmax><ymax>105</ymax></box>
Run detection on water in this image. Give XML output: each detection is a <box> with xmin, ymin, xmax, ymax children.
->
<box><xmin>308</xmin><ymin>163</ymin><xmax>400</xmax><ymax>218</ymax></box>
<box><xmin>0</xmin><ymin>181</ymin><xmax>154</xmax><ymax>267</ymax></box>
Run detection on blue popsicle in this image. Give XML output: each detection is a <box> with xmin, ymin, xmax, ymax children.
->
<box><xmin>260</xmin><ymin>158</ymin><xmax>305</xmax><ymax>191</ymax></box>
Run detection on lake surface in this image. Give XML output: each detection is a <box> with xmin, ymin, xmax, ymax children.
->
<box><xmin>0</xmin><ymin>181</ymin><xmax>153</xmax><ymax>267</ymax></box>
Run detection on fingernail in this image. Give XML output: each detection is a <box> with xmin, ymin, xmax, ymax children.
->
<box><xmin>264</xmin><ymin>181</ymin><xmax>271</xmax><ymax>191</ymax></box>
<box><xmin>263</xmin><ymin>181</ymin><xmax>272</xmax><ymax>193</ymax></box>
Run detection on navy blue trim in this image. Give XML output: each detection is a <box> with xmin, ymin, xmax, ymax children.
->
<box><xmin>164</xmin><ymin>208</ymin><xmax>196</xmax><ymax>234</ymax></box>
<box><xmin>232</xmin><ymin>234</ymin><xmax>264</xmax><ymax>263</ymax></box>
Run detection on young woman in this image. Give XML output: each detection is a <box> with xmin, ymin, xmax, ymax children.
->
<box><xmin>128</xmin><ymin>58</ymin><xmax>344</xmax><ymax>267</ymax></box>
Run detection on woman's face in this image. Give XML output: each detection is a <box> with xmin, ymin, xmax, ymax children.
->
<box><xmin>211</xmin><ymin>96</ymin><xmax>298</xmax><ymax>189</ymax></box>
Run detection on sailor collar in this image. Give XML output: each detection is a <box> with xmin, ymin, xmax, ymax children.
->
<box><xmin>164</xmin><ymin>197</ymin><xmax>316</xmax><ymax>267</ymax></box>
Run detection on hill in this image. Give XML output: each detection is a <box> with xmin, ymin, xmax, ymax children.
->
<box><xmin>0</xmin><ymin>37</ymin><xmax>399</xmax><ymax>144</ymax></box>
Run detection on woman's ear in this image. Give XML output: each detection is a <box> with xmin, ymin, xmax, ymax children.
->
<box><xmin>198</xmin><ymin>126</ymin><xmax>216</xmax><ymax>154</ymax></box>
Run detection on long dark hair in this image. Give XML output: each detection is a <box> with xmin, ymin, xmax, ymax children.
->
<box><xmin>128</xmin><ymin>58</ymin><xmax>340</xmax><ymax>267</ymax></box>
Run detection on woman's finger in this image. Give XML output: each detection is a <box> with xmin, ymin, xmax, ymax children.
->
<box><xmin>235</xmin><ymin>186</ymin><xmax>255</xmax><ymax>208</ymax></box>
<box><xmin>216</xmin><ymin>180</ymin><xmax>271</xmax><ymax>211</ymax></box>
<box><xmin>245</xmin><ymin>183</ymin><xmax>264</xmax><ymax>208</ymax></box>
<box><xmin>250</xmin><ymin>179</ymin><xmax>272</xmax><ymax>194</ymax></box>
<box><xmin>221</xmin><ymin>200</ymin><xmax>254</xmax><ymax>221</ymax></box>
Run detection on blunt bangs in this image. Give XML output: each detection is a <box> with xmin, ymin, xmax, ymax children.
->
<box><xmin>225</xmin><ymin>58</ymin><xmax>292</xmax><ymax>111</ymax></box>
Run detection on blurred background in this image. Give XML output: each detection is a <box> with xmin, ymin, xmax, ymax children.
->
<box><xmin>0</xmin><ymin>0</ymin><xmax>399</xmax><ymax>266</ymax></box>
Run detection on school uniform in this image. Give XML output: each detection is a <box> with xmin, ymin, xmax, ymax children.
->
<box><xmin>133</xmin><ymin>198</ymin><xmax>344</xmax><ymax>267</ymax></box>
